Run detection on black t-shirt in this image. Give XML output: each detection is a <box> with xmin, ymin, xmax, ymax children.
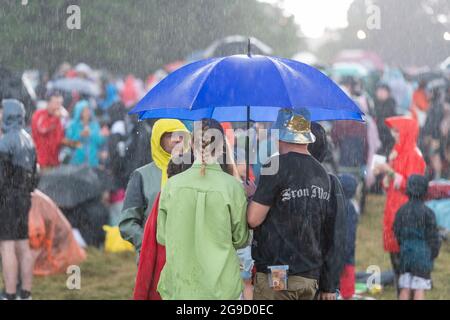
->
<box><xmin>252</xmin><ymin>152</ymin><xmax>331</xmax><ymax>278</ymax></box>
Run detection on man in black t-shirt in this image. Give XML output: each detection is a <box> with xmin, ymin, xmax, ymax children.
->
<box><xmin>247</xmin><ymin>108</ymin><xmax>340</xmax><ymax>300</ymax></box>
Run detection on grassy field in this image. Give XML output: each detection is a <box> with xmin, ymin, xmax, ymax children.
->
<box><xmin>355</xmin><ymin>195</ymin><xmax>450</xmax><ymax>300</ymax></box>
<box><xmin>1</xmin><ymin>195</ymin><xmax>449</xmax><ymax>300</ymax></box>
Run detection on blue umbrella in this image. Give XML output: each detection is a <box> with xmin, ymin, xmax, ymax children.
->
<box><xmin>130</xmin><ymin>55</ymin><xmax>364</xmax><ymax>122</ymax></box>
<box><xmin>130</xmin><ymin>49</ymin><xmax>365</xmax><ymax>180</ymax></box>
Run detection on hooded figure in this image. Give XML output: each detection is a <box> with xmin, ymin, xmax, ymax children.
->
<box><xmin>0</xmin><ymin>99</ymin><xmax>37</xmax><ymax>241</ymax></box>
<box><xmin>119</xmin><ymin>119</ymin><xmax>188</xmax><ymax>255</ymax></box>
<box><xmin>150</xmin><ymin>119</ymin><xmax>190</xmax><ymax>186</ymax></box>
<box><xmin>100</xmin><ymin>83</ymin><xmax>119</xmax><ymax>111</ymax></box>
<box><xmin>308</xmin><ymin>122</ymin><xmax>347</xmax><ymax>295</ymax></box>
<box><xmin>337</xmin><ymin>173</ymin><xmax>359</xmax><ymax>300</ymax></box>
<box><xmin>66</xmin><ymin>100</ymin><xmax>105</xmax><ymax>167</ymax></box>
<box><xmin>338</xmin><ymin>174</ymin><xmax>358</xmax><ymax>264</ymax></box>
<box><xmin>374</xmin><ymin>85</ymin><xmax>397</xmax><ymax>156</ymax></box>
<box><xmin>393</xmin><ymin>175</ymin><xmax>441</xmax><ymax>280</ymax></box>
<box><xmin>382</xmin><ymin>116</ymin><xmax>426</xmax><ymax>253</ymax></box>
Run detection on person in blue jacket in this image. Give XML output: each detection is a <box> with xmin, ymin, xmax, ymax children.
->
<box><xmin>66</xmin><ymin>100</ymin><xmax>105</xmax><ymax>167</ymax></box>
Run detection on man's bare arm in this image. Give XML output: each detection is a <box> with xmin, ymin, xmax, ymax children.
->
<box><xmin>247</xmin><ymin>201</ymin><xmax>271</xmax><ymax>228</ymax></box>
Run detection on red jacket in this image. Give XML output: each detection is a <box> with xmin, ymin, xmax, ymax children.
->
<box><xmin>31</xmin><ymin>109</ymin><xmax>64</xmax><ymax>168</ymax></box>
<box><xmin>412</xmin><ymin>88</ymin><xmax>429</xmax><ymax>112</ymax></box>
<box><xmin>133</xmin><ymin>193</ymin><xmax>166</xmax><ymax>300</ymax></box>
<box><xmin>383</xmin><ymin>116</ymin><xmax>426</xmax><ymax>253</ymax></box>
<box><xmin>121</xmin><ymin>75</ymin><xmax>139</xmax><ymax>108</ymax></box>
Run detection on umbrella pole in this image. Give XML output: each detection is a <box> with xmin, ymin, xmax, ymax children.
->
<box><xmin>246</xmin><ymin>105</ymin><xmax>250</xmax><ymax>183</ymax></box>
<box><xmin>246</xmin><ymin>38</ymin><xmax>251</xmax><ymax>184</ymax></box>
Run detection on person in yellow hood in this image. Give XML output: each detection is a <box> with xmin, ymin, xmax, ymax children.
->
<box><xmin>119</xmin><ymin>119</ymin><xmax>189</xmax><ymax>256</ymax></box>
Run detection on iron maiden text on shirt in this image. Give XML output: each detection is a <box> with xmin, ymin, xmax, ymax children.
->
<box><xmin>281</xmin><ymin>185</ymin><xmax>331</xmax><ymax>202</ymax></box>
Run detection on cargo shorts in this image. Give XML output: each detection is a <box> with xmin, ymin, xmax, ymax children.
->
<box><xmin>253</xmin><ymin>272</ymin><xmax>319</xmax><ymax>300</ymax></box>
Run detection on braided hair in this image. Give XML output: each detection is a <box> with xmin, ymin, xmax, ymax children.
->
<box><xmin>193</xmin><ymin>119</ymin><xmax>229</xmax><ymax>176</ymax></box>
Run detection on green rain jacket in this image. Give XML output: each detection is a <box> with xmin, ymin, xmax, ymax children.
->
<box><xmin>157</xmin><ymin>162</ymin><xmax>249</xmax><ymax>300</ymax></box>
<box><xmin>119</xmin><ymin>162</ymin><xmax>161</xmax><ymax>253</ymax></box>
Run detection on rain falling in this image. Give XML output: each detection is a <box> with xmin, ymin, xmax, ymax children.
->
<box><xmin>0</xmin><ymin>0</ymin><xmax>449</xmax><ymax>307</ymax></box>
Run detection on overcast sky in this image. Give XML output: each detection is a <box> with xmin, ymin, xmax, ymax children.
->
<box><xmin>259</xmin><ymin>0</ymin><xmax>355</xmax><ymax>38</ymax></box>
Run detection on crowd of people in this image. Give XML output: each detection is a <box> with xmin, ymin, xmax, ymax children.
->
<box><xmin>330</xmin><ymin>74</ymin><xmax>449</xmax><ymax>299</ymax></box>
<box><xmin>0</xmin><ymin>60</ymin><xmax>448</xmax><ymax>300</ymax></box>
<box><xmin>349</xmin><ymin>77</ymin><xmax>449</xmax><ymax>180</ymax></box>
<box><xmin>330</xmin><ymin>75</ymin><xmax>450</xmax><ymax>214</ymax></box>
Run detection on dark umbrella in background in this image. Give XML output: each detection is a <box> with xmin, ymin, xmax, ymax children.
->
<box><xmin>38</xmin><ymin>165</ymin><xmax>111</xmax><ymax>247</ymax></box>
<box><xmin>47</xmin><ymin>77</ymin><xmax>101</xmax><ymax>97</ymax></box>
<box><xmin>38</xmin><ymin>165</ymin><xmax>106</xmax><ymax>209</ymax></box>
<box><xmin>63</xmin><ymin>199</ymin><xmax>109</xmax><ymax>248</ymax></box>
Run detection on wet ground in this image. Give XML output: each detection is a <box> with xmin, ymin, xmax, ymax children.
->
<box><xmin>1</xmin><ymin>195</ymin><xmax>448</xmax><ymax>300</ymax></box>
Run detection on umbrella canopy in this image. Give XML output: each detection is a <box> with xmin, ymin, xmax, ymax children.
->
<box><xmin>38</xmin><ymin>165</ymin><xmax>107</xmax><ymax>209</ymax></box>
<box><xmin>130</xmin><ymin>54</ymin><xmax>364</xmax><ymax>122</ymax></box>
<box><xmin>47</xmin><ymin>77</ymin><xmax>101</xmax><ymax>97</ymax></box>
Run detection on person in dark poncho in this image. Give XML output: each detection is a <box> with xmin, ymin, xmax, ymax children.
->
<box><xmin>373</xmin><ymin>84</ymin><xmax>397</xmax><ymax>156</ymax></box>
<box><xmin>393</xmin><ymin>175</ymin><xmax>441</xmax><ymax>300</ymax></box>
<box><xmin>308</xmin><ymin>121</ymin><xmax>347</xmax><ymax>299</ymax></box>
<box><xmin>421</xmin><ymin>88</ymin><xmax>446</xmax><ymax>179</ymax></box>
<box><xmin>0</xmin><ymin>99</ymin><xmax>38</xmax><ymax>300</ymax></box>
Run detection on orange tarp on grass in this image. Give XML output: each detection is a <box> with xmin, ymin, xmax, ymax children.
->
<box><xmin>29</xmin><ymin>190</ymin><xmax>86</xmax><ymax>276</ymax></box>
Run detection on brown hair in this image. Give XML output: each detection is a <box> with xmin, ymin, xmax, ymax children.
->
<box><xmin>167</xmin><ymin>152</ymin><xmax>194</xmax><ymax>178</ymax></box>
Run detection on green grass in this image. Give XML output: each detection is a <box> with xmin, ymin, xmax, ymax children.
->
<box><xmin>1</xmin><ymin>249</ymin><xmax>137</xmax><ymax>300</ymax></box>
<box><xmin>356</xmin><ymin>195</ymin><xmax>450</xmax><ymax>300</ymax></box>
<box><xmin>1</xmin><ymin>195</ymin><xmax>449</xmax><ymax>300</ymax></box>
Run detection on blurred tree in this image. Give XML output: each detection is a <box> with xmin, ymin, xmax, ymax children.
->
<box><xmin>318</xmin><ymin>0</ymin><xmax>450</xmax><ymax>67</ymax></box>
<box><xmin>0</xmin><ymin>0</ymin><xmax>303</xmax><ymax>76</ymax></box>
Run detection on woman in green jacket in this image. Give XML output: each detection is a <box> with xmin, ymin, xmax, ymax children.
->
<box><xmin>157</xmin><ymin>119</ymin><xmax>249</xmax><ymax>300</ymax></box>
